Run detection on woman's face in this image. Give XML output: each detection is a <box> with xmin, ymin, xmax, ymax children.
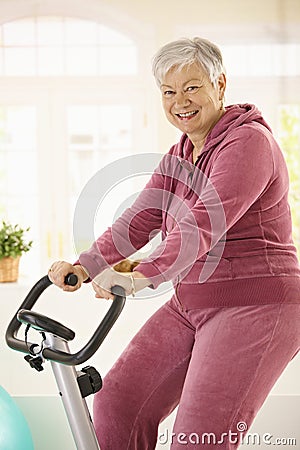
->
<box><xmin>160</xmin><ymin>62</ymin><xmax>226</xmax><ymax>143</ymax></box>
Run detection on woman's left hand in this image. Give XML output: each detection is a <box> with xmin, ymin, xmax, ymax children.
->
<box><xmin>92</xmin><ymin>267</ymin><xmax>151</xmax><ymax>300</ymax></box>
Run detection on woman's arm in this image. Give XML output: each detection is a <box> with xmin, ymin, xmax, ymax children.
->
<box><xmin>134</xmin><ymin>128</ymin><xmax>276</xmax><ymax>288</ymax></box>
<box><xmin>77</xmin><ymin>160</ymin><xmax>167</xmax><ymax>280</ymax></box>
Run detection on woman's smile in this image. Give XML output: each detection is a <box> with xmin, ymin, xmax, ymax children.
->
<box><xmin>175</xmin><ymin>110</ymin><xmax>199</xmax><ymax>120</ymax></box>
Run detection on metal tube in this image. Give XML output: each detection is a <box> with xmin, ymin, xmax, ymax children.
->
<box><xmin>45</xmin><ymin>333</ymin><xmax>100</xmax><ymax>450</ymax></box>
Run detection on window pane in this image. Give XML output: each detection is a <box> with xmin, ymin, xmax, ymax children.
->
<box><xmin>98</xmin><ymin>105</ymin><xmax>132</xmax><ymax>149</ymax></box>
<box><xmin>0</xmin><ymin>17</ymin><xmax>138</xmax><ymax>76</ymax></box>
<box><xmin>3</xmin><ymin>19</ymin><xmax>35</xmax><ymax>45</ymax></box>
<box><xmin>68</xmin><ymin>106</ymin><xmax>98</xmax><ymax>133</ymax></box>
<box><xmin>278</xmin><ymin>105</ymin><xmax>300</xmax><ymax>255</ymax></box>
<box><xmin>66</xmin><ymin>47</ymin><xmax>98</xmax><ymax>75</ymax></box>
<box><xmin>100</xmin><ymin>46</ymin><xmax>137</xmax><ymax>75</ymax></box>
<box><xmin>4</xmin><ymin>107</ymin><xmax>36</xmax><ymax>149</ymax></box>
<box><xmin>0</xmin><ymin>50</ymin><xmax>3</xmax><ymax>75</ymax></box>
<box><xmin>37</xmin><ymin>17</ymin><xmax>63</xmax><ymax>45</ymax></box>
<box><xmin>249</xmin><ymin>46</ymin><xmax>272</xmax><ymax>76</ymax></box>
<box><xmin>99</xmin><ymin>25</ymin><xmax>133</xmax><ymax>46</ymax></box>
<box><xmin>37</xmin><ymin>47</ymin><xmax>64</xmax><ymax>75</ymax></box>
<box><xmin>0</xmin><ymin>106</ymin><xmax>39</xmax><ymax>274</ymax></box>
<box><xmin>67</xmin><ymin>104</ymin><xmax>134</xmax><ymax>252</ymax></box>
<box><xmin>285</xmin><ymin>44</ymin><xmax>300</xmax><ymax>76</ymax></box>
<box><xmin>222</xmin><ymin>44</ymin><xmax>300</xmax><ymax>77</ymax></box>
<box><xmin>66</xmin><ymin>18</ymin><xmax>98</xmax><ymax>45</ymax></box>
<box><xmin>67</xmin><ymin>104</ymin><xmax>132</xmax><ymax>195</ymax></box>
<box><xmin>4</xmin><ymin>48</ymin><xmax>36</xmax><ymax>75</ymax></box>
<box><xmin>0</xmin><ymin>151</ymin><xmax>37</xmax><ymax>195</ymax></box>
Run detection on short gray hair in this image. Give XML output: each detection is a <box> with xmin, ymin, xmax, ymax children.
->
<box><xmin>152</xmin><ymin>37</ymin><xmax>225</xmax><ymax>87</ymax></box>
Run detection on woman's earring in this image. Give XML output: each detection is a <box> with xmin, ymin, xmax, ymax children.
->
<box><xmin>219</xmin><ymin>97</ymin><xmax>224</xmax><ymax>110</ymax></box>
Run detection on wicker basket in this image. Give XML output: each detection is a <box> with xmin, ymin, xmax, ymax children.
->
<box><xmin>0</xmin><ymin>256</ymin><xmax>21</xmax><ymax>282</ymax></box>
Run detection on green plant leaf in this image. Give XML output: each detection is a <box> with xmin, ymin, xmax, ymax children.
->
<box><xmin>0</xmin><ymin>220</ymin><xmax>33</xmax><ymax>259</ymax></box>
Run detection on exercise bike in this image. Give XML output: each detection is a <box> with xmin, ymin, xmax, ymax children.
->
<box><xmin>6</xmin><ymin>273</ymin><xmax>126</xmax><ymax>450</ymax></box>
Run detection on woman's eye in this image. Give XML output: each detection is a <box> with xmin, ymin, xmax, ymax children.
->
<box><xmin>186</xmin><ymin>86</ymin><xmax>199</xmax><ymax>92</ymax></box>
<box><xmin>163</xmin><ymin>90</ymin><xmax>175</xmax><ymax>96</ymax></box>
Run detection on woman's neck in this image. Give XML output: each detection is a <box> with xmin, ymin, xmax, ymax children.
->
<box><xmin>191</xmin><ymin>108</ymin><xmax>226</xmax><ymax>163</ymax></box>
<box><xmin>192</xmin><ymin>142</ymin><xmax>205</xmax><ymax>163</ymax></box>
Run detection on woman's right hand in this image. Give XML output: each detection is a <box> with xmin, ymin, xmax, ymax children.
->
<box><xmin>48</xmin><ymin>261</ymin><xmax>89</xmax><ymax>292</ymax></box>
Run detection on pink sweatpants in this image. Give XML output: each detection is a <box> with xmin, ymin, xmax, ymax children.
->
<box><xmin>93</xmin><ymin>296</ymin><xmax>300</xmax><ymax>449</ymax></box>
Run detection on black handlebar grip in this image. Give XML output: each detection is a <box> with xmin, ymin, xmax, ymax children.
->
<box><xmin>6</xmin><ymin>273</ymin><xmax>126</xmax><ymax>365</ymax></box>
<box><xmin>64</xmin><ymin>273</ymin><xmax>78</xmax><ymax>286</ymax></box>
<box><xmin>111</xmin><ymin>285</ymin><xmax>126</xmax><ymax>297</ymax></box>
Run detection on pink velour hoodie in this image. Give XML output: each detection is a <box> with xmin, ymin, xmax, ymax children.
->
<box><xmin>78</xmin><ymin>104</ymin><xmax>300</xmax><ymax>308</ymax></box>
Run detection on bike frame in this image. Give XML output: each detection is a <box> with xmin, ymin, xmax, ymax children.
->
<box><xmin>5</xmin><ymin>275</ymin><xmax>126</xmax><ymax>450</ymax></box>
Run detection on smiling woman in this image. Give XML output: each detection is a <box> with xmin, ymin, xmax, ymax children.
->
<box><xmin>159</xmin><ymin>63</ymin><xmax>226</xmax><ymax>159</ymax></box>
<box><xmin>152</xmin><ymin>37</ymin><xmax>226</xmax><ymax>159</ymax></box>
<box><xmin>48</xmin><ymin>36</ymin><xmax>300</xmax><ymax>450</ymax></box>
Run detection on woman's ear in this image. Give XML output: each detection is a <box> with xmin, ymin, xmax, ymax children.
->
<box><xmin>218</xmin><ymin>73</ymin><xmax>226</xmax><ymax>99</ymax></box>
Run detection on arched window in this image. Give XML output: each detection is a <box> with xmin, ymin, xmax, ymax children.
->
<box><xmin>0</xmin><ymin>17</ymin><xmax>138</xmax><ymax>76</ymax></box>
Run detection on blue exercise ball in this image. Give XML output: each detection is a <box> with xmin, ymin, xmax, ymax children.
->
<box><xmin>0</xmin><ymin>386</ymin><xmax>34</xmax><ymax>450</ymax></box>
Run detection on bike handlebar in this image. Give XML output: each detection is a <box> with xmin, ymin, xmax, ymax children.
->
<box><xmin>5</xmin><ymin>274</ymin><xmax>126</xmax><ymax>366</ymax></box>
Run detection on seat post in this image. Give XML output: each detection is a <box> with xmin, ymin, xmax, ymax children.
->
<box><xmin>44</xmin><ymin>332</ymin><xmax>100</xmax><ymax>450</ymax></box>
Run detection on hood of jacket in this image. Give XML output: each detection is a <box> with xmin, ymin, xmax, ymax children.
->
<box><xmin>178</xmin><ymin>103</ymin><xmax>273</xmax><ymax>160</ymax></box>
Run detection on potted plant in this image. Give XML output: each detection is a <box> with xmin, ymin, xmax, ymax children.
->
<box><xmin>0</xmin><ymin>221</ymin><xmax>33</xmax><ymax>282</ymax></box>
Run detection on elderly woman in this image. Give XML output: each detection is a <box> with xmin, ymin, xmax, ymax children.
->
<box><xmin>49</xmin><ymin>38</ymin><xmax>300</xmax><ymax>449</ymax></box>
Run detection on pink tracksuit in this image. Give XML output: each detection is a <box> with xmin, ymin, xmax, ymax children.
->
<box><xmin>78</xmin><ymin>104</ymin><xmax>300</xmax><ymax>449</ymax></box>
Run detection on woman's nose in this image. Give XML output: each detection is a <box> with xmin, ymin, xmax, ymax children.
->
<box><xmin>175</xmin><ymin>91</ymin><xmax>190</xmax><ymax>107</ymax></box>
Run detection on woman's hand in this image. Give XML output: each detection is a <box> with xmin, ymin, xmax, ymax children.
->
<box><xmin>92</xmin><ymin>267</ymin><xmax>151</xmax><ymax>300</ymax></box>
<box><xmin>48</xmin><ymin>261</ymin><xmax>89</xmax><ymax>292</ymax></box>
